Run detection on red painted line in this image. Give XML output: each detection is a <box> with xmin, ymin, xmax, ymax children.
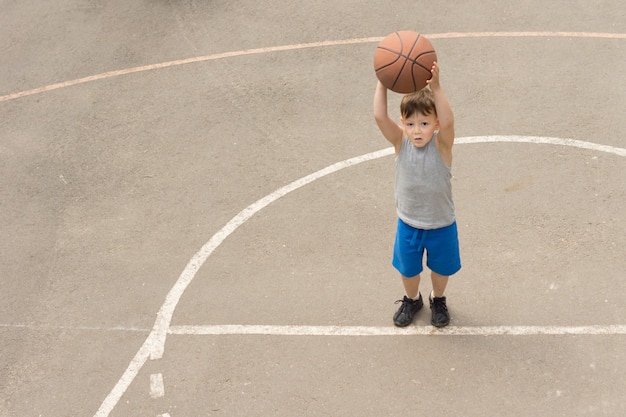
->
<box><xmin>1</xmin><ymin>32</ymin><xmax>624</xmax><ymax>103</ymax></box>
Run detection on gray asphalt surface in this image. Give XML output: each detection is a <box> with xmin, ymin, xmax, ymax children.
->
<box><xmin>1</xmin><ymin>1</ymin><xmax>625</xmax><ymax>416</ymax></box>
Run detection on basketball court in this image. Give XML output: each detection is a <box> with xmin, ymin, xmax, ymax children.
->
<box><xmin>1</xmin><ymin>1</ymin><xmax>625</xmax><ymax>416</ymax></box>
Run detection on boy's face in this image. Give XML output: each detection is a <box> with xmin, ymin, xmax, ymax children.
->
<box><xmin>401</xmin><ymin>112</ymin><xmax>439</xmax><ymax>148</ymax></box>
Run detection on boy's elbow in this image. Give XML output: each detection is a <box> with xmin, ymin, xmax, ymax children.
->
<box><xmin>440</xmin><ymin>113</ymin><xmax>454</xmax><ymax>129</ymax></box>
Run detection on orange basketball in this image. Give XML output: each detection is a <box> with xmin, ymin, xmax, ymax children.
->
<box><xmin>373</xmin><ymin>31</ymin><xmax>437</xmax><ymax>94</ymax></box>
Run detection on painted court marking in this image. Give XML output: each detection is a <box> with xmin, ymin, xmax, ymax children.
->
<box><xmin>148</xmin><ymin>136</ymin><xmax>626</xmax><ymax>355</ymax></box>
<box><xmin>168</xmin><ymin>324</ymin><xmax>626</xmax><ymax>337</ymax></box>
<box><xmin>5</xmin><ymin>31</ymin><xmax>618</xmax><ymax>416</ymax></box>
<box><xmin>149</xmin><ymin>373</ymin><xmax>165</xmax><ymax>399</ymax></box>
<box><xmin>94</xmin><ymin>135</ymin><xmax>626</xmax><ymax>417</ymax></box>
<box><xmin>2</xmin><ymin>31</ymin><xmax>626</xmax><ymax>103</ymax></box>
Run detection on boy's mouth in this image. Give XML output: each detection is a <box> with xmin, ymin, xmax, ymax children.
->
<box><xmin>411</xmin><ymin>137</ymin><xmax>425</xmax><ymax>146</ymax></box>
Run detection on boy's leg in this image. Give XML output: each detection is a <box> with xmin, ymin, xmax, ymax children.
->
<box><xmin>392</xmin><ymin>219</ymin><xmax>427</xmax><ymax>327</ymax></box>
<box><xmin>429</xmin><ymin>271</ymin><xmax>450</xmax><ymax>327</ymax></box>
<box><xmin>402</xmin><ymin>274</ymin><xmax>421</xmax><ymax>299</ymax></box>
<box><xmin>430</xmin><ymin>271</ymin><xmax>448</xmax><ymax>297</ymax></box>
<box><xmin>424</xmin><ymin>222</ymin><xmax>460</xmax><ymax>328</ymax></box>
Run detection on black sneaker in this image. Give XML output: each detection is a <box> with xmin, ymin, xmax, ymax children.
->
<box><xmin>429</xmin><ymin>294</ymin><xmax>450</xmax><ymax>327</ymax></box>
<box><xmin>393</xmin><ymin>294</ymin><xmax>423</xmax><ymax>327</ymax></box>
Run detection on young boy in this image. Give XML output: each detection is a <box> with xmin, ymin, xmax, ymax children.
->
<box><xmin>373</xmin><ymin>61</ymin><xmax>461</xmax><ymax>328</ymax></box>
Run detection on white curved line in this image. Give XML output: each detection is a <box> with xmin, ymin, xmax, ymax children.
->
<box><xmin>147</xmin><ymin>147</ymin><xmax>393</xmax><ymax>359</ymax></box>
<box><xmin>92</xmin><ymin>148</ymin><xmax>391</xmax><ymax>417</ymax></box>
<box><xmin>457</xmin><ymin>135</ymin><xmax>626</xmax><ymax>156</ymax></box>
<box><xmin>94</xmin><ymin>135</ymin><xmax>625</xmax><ymax>417</ymax></box>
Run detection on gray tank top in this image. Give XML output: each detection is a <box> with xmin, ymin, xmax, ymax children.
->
<box><xmin>395</xmin><ymin>135</ymin><xmax>455</xmax><ymax>229</ymax></box>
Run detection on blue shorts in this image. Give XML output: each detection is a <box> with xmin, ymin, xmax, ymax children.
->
<box><xmin>392</xmin><ymin>219</ymin><xmax>461</xmax><ymax>277</ymax></box>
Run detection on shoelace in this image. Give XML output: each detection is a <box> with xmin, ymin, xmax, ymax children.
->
<box><xmin>432</xmin><ymin>298</ymin><xmax>448</xmax><ymax>312</ymax></box>
<box><xmin>394</xmin><ymin>297</ymin><xmax>414</xmax><ymax>312</ymax></box>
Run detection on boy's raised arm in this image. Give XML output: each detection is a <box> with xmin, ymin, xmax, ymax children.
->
<box><xmin>373</xmin><ymin>81</ymin><xmax>404</xmax><ymax>153</ymax></box>
<box><xmin>427</xmin><ymin>62</ymin><xmax>455</xmax><ymax>151</ymax></box>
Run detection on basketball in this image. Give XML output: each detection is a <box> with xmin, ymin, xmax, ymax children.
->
<box><xmin>373</xmin><ymin>31</ymin><xmax>438</xmax><ymax>94</ymax></box>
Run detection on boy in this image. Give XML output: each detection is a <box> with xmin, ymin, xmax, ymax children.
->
<box><xmin>373</xmin><ymin>61</ymin><xmax>461</xmax><ymax>328</ymax></box>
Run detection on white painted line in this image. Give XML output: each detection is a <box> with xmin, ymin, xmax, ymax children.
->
<box><xmin>0</xmin><ymin>323</ymin><xmax>150</xmax><ymax>333</ymax></box>
<box><xmin>150</xmin><ymin>135</ymin><xmax>626</xmax><ymax>357</ymax></box>
<box><xmin>156</xmin><ymin>414</ymin><xmax>171</xmax><ymax>417</ymax></box>
<box><xmin>457</xmin><ymin>135</ymin><xmax>626</xmax><ymax>156</ymax></box>
<box><xmin>93</xmin><ymin>334</ymin><xmax>153</xmax><ymax>417</ymax></box>
<box><xmin>94</xmin><ymin>134</ymin><xmax>625</xmax><ymax>417</ymax></box>
<box><xmin>147</xmin><ymin>147</ymin><xmax>393</xmax><ymax>361</ymax></box>
<box><xmin>149</xmin><ymin>373</ymin><xmax>165</xmax><ymax>399</ymax></box>
<box><xmin>95</xmin><ymin>135</ymin><xmax>625</xmax><ymax>417</ymax></box>
<box><xmin>168</xmin><ymin>324</ymin><xmax>626</xmax><ymax>337</ymax></box>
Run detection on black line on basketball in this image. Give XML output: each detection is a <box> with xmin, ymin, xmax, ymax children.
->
<box><xmin>393</xmin><ymin>33</ymin><xmax>420</xmax><ymax>91</ymax></box>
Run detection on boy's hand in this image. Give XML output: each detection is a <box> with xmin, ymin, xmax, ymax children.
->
<box><xmin>426</xmin><ymin>61</ymin><xmax>441</xmax><ymax>90</ymax></box>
